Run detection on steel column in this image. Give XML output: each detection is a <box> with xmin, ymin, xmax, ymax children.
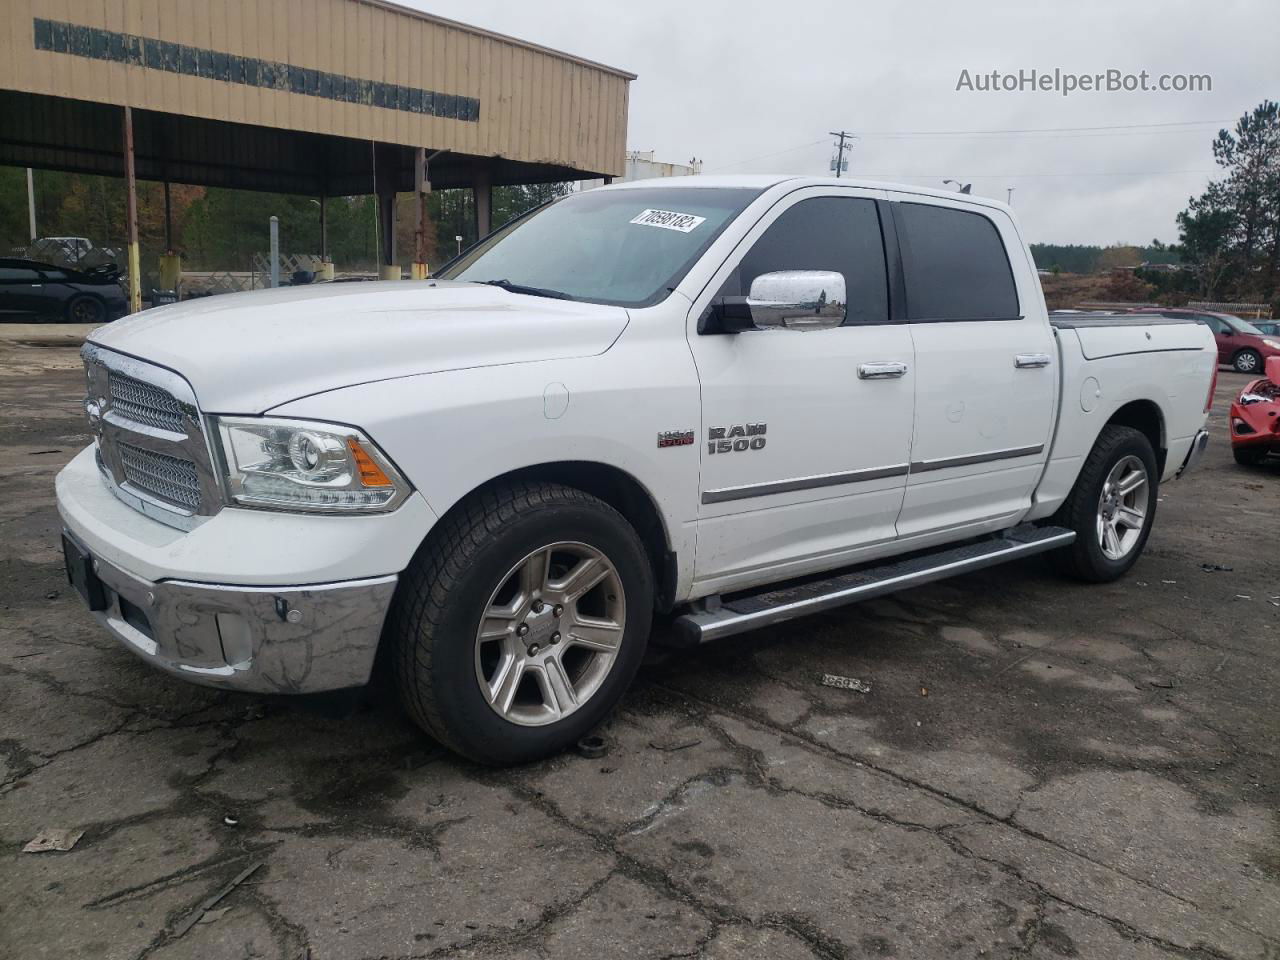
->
<box><xmin>123</xmin><ymin>106</ymin><xmax>141</xmax><ymax>314</ymax></box>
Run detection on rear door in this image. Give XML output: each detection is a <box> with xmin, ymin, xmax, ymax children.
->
<box><xmin>686</xmin><ymin>188</ymin><xmax>917</xmax><ymax>590</ymax></box>
<box><xmin>889</xmin><ymin>196</ymin><xmax>1056</xmax><ymax>538</ymax></box>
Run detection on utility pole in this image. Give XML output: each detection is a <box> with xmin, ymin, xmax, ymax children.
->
<box><xmin>25</xmin><ymin>168</ymin><xmax>36</xmax><ymax>241</ymax></box>
<box><xmin>829</xmin><ymin>130</ymin><xmax>854</xmax><ymax>177</ymax></box>
<box><xmin>269</xmin><ymin>216</ymin><xmax>280</xmax><ymax>288</ymax></box>
<box><xmin>123</xmin><ymin>106</ymin><xmax>141</xmax><ymax>314</ymax></box>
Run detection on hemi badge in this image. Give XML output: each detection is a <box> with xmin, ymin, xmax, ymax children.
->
<box><xmin>657</xmin><ymin>430</ymin><xmax>695</xmax><ymax>448</ymax></box>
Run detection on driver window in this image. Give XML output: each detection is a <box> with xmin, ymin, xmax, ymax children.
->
<box><xmin>718</xmin><ymin>197</ymin><xmax>889</xmax><ymax>325</ymax></box>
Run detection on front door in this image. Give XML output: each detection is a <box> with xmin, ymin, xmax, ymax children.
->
<box><xmin>686</xmin><ymin>188</ymin><xmax>917</xmax><ymax>593</ymax></box>
<box><xmin>887</xmin><ymin>196</ymin><xmax>1056</xmax><ymax>537</ymax></box>
<box><xmin>0</xmin><ymin>264</ymin><xmax>44</xmax><ymax>319</ymax></box>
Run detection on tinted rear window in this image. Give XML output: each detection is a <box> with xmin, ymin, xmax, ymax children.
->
<box><xmin>897</xmin><ymin>203</ymin><xmax>1019</xmax><ymax>321</ymax></box>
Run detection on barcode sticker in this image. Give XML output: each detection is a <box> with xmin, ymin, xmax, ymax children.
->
<box><xmin>629</xmin><ymin>208</ymin><xmax>707</xmax><ymax>233</ymax></box>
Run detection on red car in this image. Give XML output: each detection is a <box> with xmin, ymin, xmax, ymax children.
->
<box><xmin>1144</xmin><ymin>309</ymin><xmax>1280</xmax><ymax>374</ymax></box>
<box><xmin>1230</xmin><ymin>356</ymin><xmax>1280</xmax><ymax>465</ymax></box>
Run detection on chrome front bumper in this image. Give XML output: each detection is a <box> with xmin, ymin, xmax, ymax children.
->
<box><xmin>1177</xmin><ymin>428</ymin><xmax>1210</xmax><ymax>478</ymax></box>
<box><xmin>66</xmin><ymin>531</ymin><xmax>397</xmax><ymax>693</ymax></box>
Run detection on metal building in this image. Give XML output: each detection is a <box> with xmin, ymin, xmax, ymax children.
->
<box><xmin>0</xmin><ymin>0</ymin><xmax>634</xmax><ymax>302</ymax></box>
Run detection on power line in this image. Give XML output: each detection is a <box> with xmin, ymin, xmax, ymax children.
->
<box><xmin>854</xmin><ymin>119</ymin><xmax>1228</xmax><ymax>136</ymax></box>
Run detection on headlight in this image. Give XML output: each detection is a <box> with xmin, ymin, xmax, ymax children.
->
<box><xmin>215</xmin><ymin>416</ymin><xmax>409</xmax><ymax>513</ymax></box>
<box><xmin>1263</xmin><ymin>339</ymin><xmax>1280</xmax><ymax>349</ymax></box>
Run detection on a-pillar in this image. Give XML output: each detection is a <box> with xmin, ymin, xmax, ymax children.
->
<box><xmin>472</xmin><ymin>164</ymin><xmax>492</xmax><ymax>239</ymax></box>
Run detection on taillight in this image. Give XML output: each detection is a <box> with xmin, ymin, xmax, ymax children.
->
<box><xmin>1205</xmin><ymin>364</ymin><xmax>1218</xmax><ymax>413</ymax></box>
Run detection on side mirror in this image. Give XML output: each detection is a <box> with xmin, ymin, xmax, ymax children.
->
<box><xmin>718</xmin><ymin>270</ymin><xmax>847</xmax><ymax>332</ymax></box>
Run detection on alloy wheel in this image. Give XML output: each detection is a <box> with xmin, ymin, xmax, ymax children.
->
<box><xmin>1096</xmin><ymin>455</ymin><xmax>1149</xmax><ymax>561</ymax></box>
<box><xmin>474</xmin><ymin>541</ymin><xmax>626</xmax><ymax>727</ymax></box>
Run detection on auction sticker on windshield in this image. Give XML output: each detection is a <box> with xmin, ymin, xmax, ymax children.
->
<box><xmin>629</xmin><ymin>209</ymin><xmax>707</xmax><ymax>233</ymax></box>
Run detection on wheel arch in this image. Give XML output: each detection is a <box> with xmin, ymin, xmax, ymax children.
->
<box><xmin>426</xmin><ymin>461</ymin><xmax>678</xmax><ymax>612</ymax></box>
<box><xmin>1104</xmin><ymin>399</ymin><xmax>1167</xmax><ymax>475</ymax></box>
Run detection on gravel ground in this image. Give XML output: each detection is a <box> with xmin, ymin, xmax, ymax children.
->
<box><xmin>0</xmin><ymin>333</ymin><xmax>1276</xmax><ymax>960</ymax></box>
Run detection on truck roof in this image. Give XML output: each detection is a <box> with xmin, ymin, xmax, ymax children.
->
<box><xmin>600</xmin><ymin>174</ymin><xmax>1014</xmax><ymax>214</ymax></box>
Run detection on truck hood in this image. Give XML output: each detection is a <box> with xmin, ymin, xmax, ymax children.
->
<box><xmin>88</xmin><ymin>280</ymin><xmax>630</xmax><ymax>413</ymax></box>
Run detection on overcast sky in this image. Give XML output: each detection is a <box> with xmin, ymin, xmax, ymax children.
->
<box><xmin>406</xmin><ymin>0</ymin><xmax>1275</xmax><ymax>246</ymax></box>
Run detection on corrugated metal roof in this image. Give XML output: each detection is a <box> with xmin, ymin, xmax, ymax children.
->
<box><xmin>0</xmin><ymin>0</ymin><xmax>631</xmax><ymax>186</ymax></box>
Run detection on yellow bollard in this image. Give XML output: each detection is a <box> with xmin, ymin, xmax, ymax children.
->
<box><xmin>318</xmin><ymin>261</ymin><xmax>335</xmax><ymax>281</ymax></box>
<box><xmin>158</xmin><ymin>253</ymin><xmax>182</xmax><ymax>294</ymax></box>
<box><xmin>411</xmin><ymin>262</ymin><xmax>429</xmax><ymax>280</ymax></box>
<box><xmin>378</xmin><ymin>264</ymin><xmax>402</xmax><ymax>281</ymax></box>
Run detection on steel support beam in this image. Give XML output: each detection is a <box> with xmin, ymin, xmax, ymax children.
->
<box><xmin>473</xmin><ymin>163</ymin><xmax>492</xmax><ymax>238</ymax></box>
<box><xmin>123</xmin><ymin>106</ymin><xmax>141</xmax><ymax>314</ymax></box>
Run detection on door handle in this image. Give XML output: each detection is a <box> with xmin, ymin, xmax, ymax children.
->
<box><xmin>858</xmin><ymin>361</ymin><xmax>908</xmax><ymax>380</ymax></box>
<box><xmin>1014</xmin><ymin>353</ymin><xmax>1051</xmax><ymax>368</ymax></box>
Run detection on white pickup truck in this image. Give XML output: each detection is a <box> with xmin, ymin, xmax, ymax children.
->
<box><xmin>57</xmin><ymin>175</ymin><xmax>1216</xmax><ymax>763</ymax></box>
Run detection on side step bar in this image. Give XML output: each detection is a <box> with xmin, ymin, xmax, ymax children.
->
<box><xmin>672</xmin><ymin>525</ymin><xmax>1075</xmax><ymax>645</ymax></box>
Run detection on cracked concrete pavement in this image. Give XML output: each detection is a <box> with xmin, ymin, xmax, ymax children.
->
<box><xmin>0</xmin><ymin>333</ymin><xmax>1277</xmax><ymax>959</ymax></box>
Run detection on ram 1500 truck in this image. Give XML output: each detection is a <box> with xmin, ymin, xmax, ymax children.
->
<box><xmin>57</xmin><ymin>176</ymin><xmax>1216</xmax><ymax>764</ymax></box>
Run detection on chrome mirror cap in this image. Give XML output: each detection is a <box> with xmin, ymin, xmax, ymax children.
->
<box><xmin>746</xmin><ymin>270</ymin><xmax>846</xmax><ymax>331</ymax></box>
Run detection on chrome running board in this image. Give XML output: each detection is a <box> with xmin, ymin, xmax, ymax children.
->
<box><xmin>672</xmin><ymin>525</ymin><xmax>1075</xmax><ymax>645</ymax></box>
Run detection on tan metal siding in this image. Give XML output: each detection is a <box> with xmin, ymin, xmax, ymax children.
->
<box><xmin>0</xmin><ymin>0</ymin><xmax>630</xmax><ymax>176</ymax></box>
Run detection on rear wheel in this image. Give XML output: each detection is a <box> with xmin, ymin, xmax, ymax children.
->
<box><xmin>66</xmin><ymin>295</ymin><xmax>105</xmax><ymax>324</ymax></box>
<box><xmin>387</xmin><ymin>481</ymin><xmax>653</xmax><ymax>764</ymax></box>
<box><xmin>1053</xmin><ymin>425</ymin><xmax>1159</xmax><ymax>582</ymax></box>
<box><xmin>1233</xmin><ymin>349</ymin><xmax>1262</xmax><ymax>374</ymax></box>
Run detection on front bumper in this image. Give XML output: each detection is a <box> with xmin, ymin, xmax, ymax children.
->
<box><xmin>1176</xmin><ymin>429</ymin><xmax>1210</xmax><ymax>478</ymax></box>
<box><xmin>55</xmin><ymin>444</ymin><xmax>434</xmax><ymax>693</ymax></box>
<box><xmin>64</xmin><ymin>529</ymin><xmax>397</xmax><ymax>693</ymax></box>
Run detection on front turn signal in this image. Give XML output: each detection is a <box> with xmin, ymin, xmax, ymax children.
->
<box><xmin>348</xmin><ymin>437</ymin><xmax>394</xmax><ymax>487</ymax></box>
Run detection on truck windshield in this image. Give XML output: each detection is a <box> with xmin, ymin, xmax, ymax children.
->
<box><xmin>437</xmin><ymin>187</ymin><xmax>761</xmax><ymax>307</ymax></box>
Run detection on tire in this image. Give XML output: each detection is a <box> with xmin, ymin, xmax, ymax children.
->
<box><xmin>66</xmin><ymin>295</ymin><xmax>106</xmax><ymax>324</ymax></box>
<box><xmin>387</xmin><ymin>481</ymin><xmax>653</xmax><ymax>764</ymax></box>
<box><xmin>1052</xmin><ymin>425</ymin><xmax>1159</xmax><ymax>583</ymax></box>
<box><xmin>1233</xmin><ymin>445</ymin><xmax>1268</xmax><ymax>466</ymax></box>
<box><xmin>1233</xmin><ymin>349</ymin><xmax>1262</xmax><ymax>374</ymax></box>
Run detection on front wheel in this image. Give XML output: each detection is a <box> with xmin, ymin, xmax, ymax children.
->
<box><xmin>1233</xmin><ymin>349</ymin><xmax>1262</xmax><ymax>374</ymax></box>
<box><xmin>387</xmin><ymin>481</ymin><xmax>653</xmax><ymax>764</ymax></box>
<box><xmin>1053</xmin><ymin>425</ymin><xmax>1159</xmax><ymax>582</ymax></box>
<box><xmin>66</xmin><ymin>295</ymin><xmax>106</xmax><ymax>324</ymax></box>
<box><xmin>1233</xmin><ymin>445</ymin><xmax>1268</xmax><ymax>466</ymax></box>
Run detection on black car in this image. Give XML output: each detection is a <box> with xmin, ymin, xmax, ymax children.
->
<box><xmin>0</xmin><ymin>258</ymin><xmax>128</xmax><ymax>323</ymax></box>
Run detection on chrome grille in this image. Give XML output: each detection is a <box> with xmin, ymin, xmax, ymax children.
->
<box><xmin>107</xmin><ymin>370</ymin><xmax>186</xmax><ymax>433</ymax></box>
<box><xmin>84</xmin><ymin>343</ymin><xmax>219</xmax><ymax>527</ymax></box>
<box><xmin>118</xmin><ymin>443</ymin><xmax>202</xmax><ymax>510</ymax></box>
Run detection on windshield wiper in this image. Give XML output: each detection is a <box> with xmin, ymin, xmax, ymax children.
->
<box><xmin>478</xmin><ymin>279</ymin><xmax>575</xmax><ymax>300</ymax></box>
